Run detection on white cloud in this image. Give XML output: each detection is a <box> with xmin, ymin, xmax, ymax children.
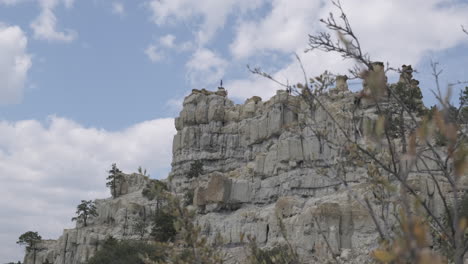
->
<box><xmin>145</xmin><ymin>0</ymin><xmax>467</xmax><ymax>101</ymax></box>
<box><xmin>112</xmin><ymin>2</ymin><xmax>125</xmax><ymax>17</ymax></box>
<box><xmin>186</xmin><ymin>48</ymin><xmax>228</xmax><ymax>87</ymax></box>
<box><xmin>225</xmin><ymin>0</ymin><xmax>468</xmax><ymax>101</ymax></box>
<box><xmin>0</xmin><ymin>116</ymin><xmax>176</xmax><ymax>261</ymax></box>
<box><xmin>0</xmin><ymin>24</ymin><xmax>32</xmax><ymax>105</ymax></box>
<box><xmin>230</xmin><ymin>0</ymin><xmax>322</xmax><ymax>59</ymax></box>
<box><xmin>147</xmin><ymin>0</ymin><xmax>264</xmax><ymax>45</ymax></box>
<box><xmin>145</xmin><ymin>34</ymin><xmax>194</xmax><ymax>64</ymax></box>
<box><xmin>157</xmin><ymin>34</ymin><xmax>193</xmax><ymax>52</ymax></box>
<box><xmin>30</xmin><ymin>0</ymin><xmax>77</xmax><ymax>42</ymax></box>
<box><xmin>159</xmin><ymin>34</ymin><xmax>176</xmax><ymax>48</ymax></box>
<box><xmin>145</xmin><ymin>44</ymin><xmax>164</xmax><ymax>62</ymax></box>
<box><xmin>331</xmin><ymin>0</ymin><xmax>468</xmax><ymax>65</ymax></box>
<box><xmin>230</xmin><ymin>0</ymin><xmax>468</xmax><ymax>64</ymax></box>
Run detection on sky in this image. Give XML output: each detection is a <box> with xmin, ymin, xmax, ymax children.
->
<box><xmin>1</xmin><ymin>0</ymin><xmax>467</xmax><ymax>261</ymax></box>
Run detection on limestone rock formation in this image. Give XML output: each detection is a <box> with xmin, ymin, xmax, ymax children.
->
<box><xmin>24</xmin><ymin>83</ymin><xmax>436</xmax><ymax>264</ymax></box>
<box><xmin>169</xmin><ymin>88</ymin><xmax>377</xmax><ymax>263</ymax></box>
<box><xmin>23</xmin><ymin>173</ymin><xmax>156</xmax><ymax>264</ymax></box>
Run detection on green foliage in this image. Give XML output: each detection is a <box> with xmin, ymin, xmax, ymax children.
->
<box><xmin>187</xmin><ymin>160</ymin><xmax>203</xmax><ymax>179</ymax></box>
<box><xmin>132</xmin><ymin>218</ymin><xmax>148</xmax><ymax>240</ymax></box>
<box><xmin>457</xmin><ymin>88</ymin><xmax>468</xmax><ymax>124</ymax></box>
<box><xmin>459</xmin><ymin>107</ymin><xmax>468</xmax><ymax>124</ymax></box>
<box><xmin>183</xmin><ymin>188</ymin><xmax>195</xmax><ymax>207</ymax></box>
<box><xmin>435</xmin><ymin>131</ymin><xmax>448</xmax><ymax>147</ymax></box>
<box><xmin>142</xmin><ymin>179</ymin><xmax>168</xmax><ymax>213</ymax></box>
<box><xmin>393</xmin><ymin>82</ymin><xmax>425</xmax><ymax>115</ymax></box>
<box><xmin>447</xmin><ymin>105</ymin><xmax>459</xmax><ymax>124</ymax></box>
<box><xmin>138</xmin><ymin>166</ymin><xmax>149</xmax><ymax>176</ymax></box>
<box><xmin>17</xmin><ymin>231</ymin><xmax>42</xmax><ymax>251</ymax></box>
<box><xmin>151</xmin><ymin>210</ymin><xmax>177</xmax><ymax>242</ymax></box>
<box><xmin>71</xmin><ymin>200</ymin><xmax>98</xmax><ymax>227</ymax></box>
<box><xmin>386</xmin><ymin>114</ymin><xmax>403</xmax><ymax>138</ymax></box>
<box><xmin>86</xmin><ymin>237</ymin><xmax>165</xmax><ymax>264</ymax></box>
<box><xmin>106</xmin><ymin>163</ymin><xmax>123</xmax><ymax>198</ymax></box>
<box><xmin>247</xmin><ymin>242</ymin><xmax>299</xmax><ymax>264</ymax></box>
<box><xmin>142</xmin><ymin>179</ymin><xmax>168</xmax><ymax>201</ymax></box>
<box><xmin>459</xmin><ymin>87</ymin><xmax>468</xmax><ymax>108</ymax></box>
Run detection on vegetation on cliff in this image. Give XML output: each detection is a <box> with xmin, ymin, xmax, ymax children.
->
<box><xmin>71</xmin><ymin>200</ymin><xmax>98</xmax><ymax>227</ymax></box>
<box><xmin>87</xmin><ymin>237</ymin><xmax>165</xmax><ymax>264</ymax></box>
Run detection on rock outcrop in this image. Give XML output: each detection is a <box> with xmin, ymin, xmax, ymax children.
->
<box><xmin>23</xmin><ymin>173</ymin><xmax>156</xmax><ymax>264</ymax></box>
<box><xmin>24</xmin><ymin>77</ymin><xmax>440</xmax><ymax>263</ymax></box>
<box><xmin>169</xmin><ymin>88</ymin><xmax>378</xmax><ymax>263</ymax></box>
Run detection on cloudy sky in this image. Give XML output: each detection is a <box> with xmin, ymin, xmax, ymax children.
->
<box><xmin>1</xmin><ymin>0</ymin><xmax>467</xmax><ymax>261</ymax></box>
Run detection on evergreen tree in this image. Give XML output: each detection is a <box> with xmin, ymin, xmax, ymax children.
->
<box><xmin>187</xmin><ymin>160</ymin><xmax>203</xmax><ymax>179</ymax></box>
<box><xmin>132</xmin><ymin>219</ymin><xmax>148</xmax><ymax>240</ymax></box>
<box><xmin>106</xmin><ymin>163</ymin><xmax>123</xmax><ymax>198</ymax></box>
<box><xmin>17</xmin><ymin>231</ymin><xmax>42</xmax><ymax>264</ymax></box>
<box><xmin>458</xmin><ymin>87</ymin><xmax>468</xmax><ymax>123</ymax></box>
<box><xmin>151</xmin><ymin>210</ymin><xmax>177</xmax><ymax>242</ymax></box>
<box><xmin>71</xmin><ymin>200</ymin><xmax>98</xmax><ymax>227</ymax></box>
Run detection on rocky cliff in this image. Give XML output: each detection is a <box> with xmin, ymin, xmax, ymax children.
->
<box><xmin>24</xmin><ymin>82</ymin><xmax>429</xmax><ymax>264</ymax></box>
<box><xmin>22</xmin><ymin>173</ymin><xmax>155</xmax><ymax>264</ymax></box>
<box><xmin>169</xmin><ymin>87</ymin><xmax>377</xmax><ymax>263</ymax></box>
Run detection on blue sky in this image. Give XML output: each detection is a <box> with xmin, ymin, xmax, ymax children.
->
<box><xmin>1</xmin><ymin>0</ymin><xmax>467</xmax><ymax>261</ymax></box>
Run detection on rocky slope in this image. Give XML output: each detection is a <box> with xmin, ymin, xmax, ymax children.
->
<box><xmin>24</xmin><ymin>79</ymin><xmax>442</xmax><ymax>263</ymax></box>
<box><xmin>22</xmin><ymin>173</ymin><xmax>156</xmax><ymax>264</ymax></box>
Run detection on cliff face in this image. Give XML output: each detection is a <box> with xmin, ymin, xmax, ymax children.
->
<box><xmin>23</xmin><ymin>173</ymin><xmax>155</xmax><ymax>264</ymax></box>
<box><xmin>24</xmin><ymin>87</ymin><xmax>388</xmax><ymax>264</ymax></box>
<box><xmin>169</xmin><ymin>88</ymin><xmax>377</xmax><ymax>263</ymax></box>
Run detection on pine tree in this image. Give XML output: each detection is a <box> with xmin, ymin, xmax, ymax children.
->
<box><xmin>71</xmin><ymin>200</ymin><xmax>98</xmax><ymax>227</ymax></box>
<box><xmin>106</xmin><ymin>163</ymin><xmax>123</xmax><ymax>198</ymax></box>
<box><xmin>17</xmin><ymin>231</ymin><xmax>42</xmax><ymax>264</ymax></box>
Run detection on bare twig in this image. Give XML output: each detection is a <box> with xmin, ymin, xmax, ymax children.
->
<box><xmin>247</xmin><ymin>65</ymin><xmax>291</xmax><ymax>89</ymax></box>
<box><xmin>306</xmin><ymin>0</ymin><xmax>372</xmax><ymax>71</ymax></box>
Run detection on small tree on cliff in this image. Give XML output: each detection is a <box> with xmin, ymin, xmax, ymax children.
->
<box><xmin>132</xmin><ymin>218</ymin><xmax>148</xmax><ymax>240</ymax></box>
<box><xmin>142</xmin><ymin>179</ymin><xmax>168</xmax><ymax>212</ymax></box>
<box><xmin>150</xmin><ymin>209</ymin><xmax>177</xmax><ymax>243</ymax></box>
<box><xmin>17</xmin><ymin>231</ymin><xmax>42</xmax><ymax>264</ymax></box>
<box><xmin>106</xmin><ymin>163</ymin><xmax>123</xmax><ymax>198</ymax></box>
<box><xmin>187</xmin><ymin>160</ymin><xmax>203</xmax><ymax>179</ymax></box>
<box><xmin>71</xmin><ymin>200</ymin><xmax>98</xmax><ymax>227</ymax></box>
<box><xmin>138</xmin><ymin>166</ymin><xmax>149</xmax><ymax>177</ymax></box>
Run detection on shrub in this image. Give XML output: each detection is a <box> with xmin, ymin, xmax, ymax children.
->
<box><xmin>87</xmin><ymin>237</ymin><xmax>165</xmax><ymax>264</ymax></box>
<box><xmin>151</xmin><ymin>210</ymin><xmax>177</xmax><ymax>242</ymax></box>
<box><xmin>183</xmin><ymin>189</ymin><xmax>194</xmax><ymax>207</ymax></box>
<box><xmin>142</xmin><ymin>179</ymin><xmax>168</xmax><ymax>201</ymax></box>
<box><xmin>187</xmin><ymin>160</ymin><xmax>203</xmax><ymax>179</ymax></box>
<box><xmin>248</xmin><ymin>242</ymin><xmax>299</xmax><ymax>264</ymax></box>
